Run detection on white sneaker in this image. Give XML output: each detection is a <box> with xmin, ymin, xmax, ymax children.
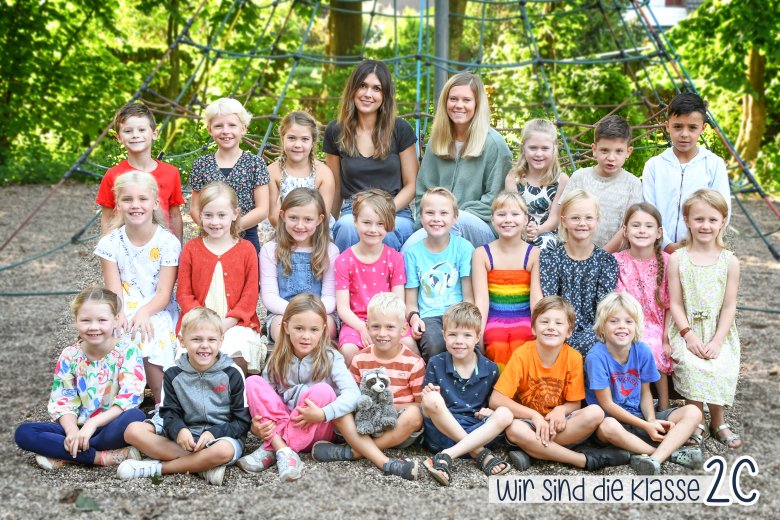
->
<box><xmin>35</xmin><ymin>455</ymin><xmax>68</xmax><ymax>471</ymax></box>
<box><xmin>276</xmin><ymin>449</ymin><xmax>303</xmax><ymax>482</ymax></box>
<box><xmin>117</xmin><ymin>459</ymin><xmax>162</xmax><ymax>480</ymax></box>
<box><xmin>237</xmin><ymin>447</ymin><xmax>276</xmax><ymax>473</ymax></box>
<box><xmin>199</xmin><ymin>465</ymin><xmax>226</xmax><ymax>486</ymax></box>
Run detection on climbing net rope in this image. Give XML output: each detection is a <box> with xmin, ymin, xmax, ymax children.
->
<box><xmin>2</xmin><ymin>0</ymin><xmax>779</xmax><ymax>301</ymax></box>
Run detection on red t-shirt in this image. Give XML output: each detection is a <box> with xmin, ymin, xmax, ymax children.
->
<box><xmin>96</xmin><ymin>160</ymin><xmax>185</xmax><ymax>220</ymax></box>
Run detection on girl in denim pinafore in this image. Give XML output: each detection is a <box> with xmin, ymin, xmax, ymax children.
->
<box><xmin>260</xmin><ymin>188</ymin><xmax>340</xmax><ymax>345</ymax></box>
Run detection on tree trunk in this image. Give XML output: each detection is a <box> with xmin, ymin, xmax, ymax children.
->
<box><xmin>165</xmin><ymin>0</ymin><xmax>181</xmax><ymax>102</ymax></box>
<box><xmin>327</xmin><ymin>1</ymin><xmax>363</xmax><ymax>61</ymax></box>
<box><xmin>735</xmin><ymin>45</ymin><xmax>766</xmax><ymax>164</ymax></box>
<box><xmin>448</xmin><ymin>0</ymin><xmax>467</xmax><ymax>66</ymax></box>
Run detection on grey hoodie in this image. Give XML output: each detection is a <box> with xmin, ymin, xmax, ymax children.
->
<box><xmin>160</xmin><ymin>352</ymin><xmax>251</xmax><ymax>444</ymax></box>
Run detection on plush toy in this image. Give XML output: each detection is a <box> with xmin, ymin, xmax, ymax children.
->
<box><xmin>355</xmin><ymin>367</ymin><xmax>398</xmax><ymax>437</ymax></box>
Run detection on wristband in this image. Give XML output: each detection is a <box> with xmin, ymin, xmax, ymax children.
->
<box><xmin>679</xmin><ymin>326</ymin><xmax>691</xmax><ymax>338</ymax></box>
<box><xmin>407</xmin><ymin>310</ymin><xmax>420</xmax><ymax>323</ymax></box>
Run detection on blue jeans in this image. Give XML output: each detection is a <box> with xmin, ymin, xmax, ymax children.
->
<box><xmin>242</xmin><ymin>225</ymin><xmax>261</xmax><ymax>254</ymax></box>
<box><xmin>15</xmin><ymin>408</ymin><xmax>146</xmax><ymax>464</ymax></box>
<box><xmin>401</xmin><ymin>210</ymin><xmax>497</xmax><ymax>253</ymax></box>
<box><xmin>333</xmin><ymin>199</ymin><xmax>415</xmax><ymax>253</ymax></box>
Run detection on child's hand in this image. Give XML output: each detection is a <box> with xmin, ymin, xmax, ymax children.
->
<box><xmin>410</xmin><ymin>315</ymin><xmax>425</xmax><ymax>340</ymax></box>
<box><xmin>684</xmin><ymin>331</ymin><xmax>706</xmax><ymax>359</ymax></box>
<box><xmin>526</xmin><ymin>221</ymin><xmax>539</xmax><ymax>241</ymax></box>
<box><xmin>116</xmin><ymin>311</ymin><xmax>130</xmax><ymax>336</ymax></box>
<box><xmin>64</xmin><ymin>431</ymin><xmax>79</xmax><ymax>459</ymax></box>
<box><xmin>531</xmin><ymin>413</ymin><xmax>550</xmax><ymax>447</ymax></box>
<box><xmin>545</xmin><ymin>408</ymin><xmax>567</xmax><ymax>435</ymax></box>
<box><xmin>251</xmin><ymin>416</ymin><xmax>276</xmax><ymax>441</ymax></box>
<box><xmin>643</xmin><ymin>420</ymin><xmax>670</xmax><ymax>442</ymax></box>
<box><xmin>702</xmin><ymin>338</ymin><xmax>722</xmax><ymax>359</ymax></box>
<box><xmin>358</xmin><ymin>323</ymin><xmax>373</xmax><ymax>350</ymax></box>
<box><xmin>421</xmin><ymin>383</ymin><xmax>440</xmax><ymax>397</ymax></box>
<box><xmin>292</xmin><ymin>398</ymin><xmax>326</xmax><ymax>428</ymax></box>
<box><xmin>76</xmin><ymin>422</ymin><xmax>98</xmax><ymax>452</ymax></box>
<box><xmin>663</xmin><ymin>339</ymin><xmax>676</xmax><ymax>362</ymax></box>
<box><xmin>475</xmin><ymin>408</ymin><xmax>494</xmax><ymax>420</ymax></box>
<box><xmin>129</xmin><ymin>308</ymin><xmax>154</xmax><ymax>342</ymax></box>
<box><xmin>176</xmin><ymin>428</ymin><xmax>196</xmax><ymax>451</ymax></box>
<box><xmin>194</xmin><ymin>430</ymin><xmax>215</xmax><ymax>452</ymax></box>
<box><xmin>221</xmin><ymin>317</ymin><xmax>238</xmax><ymax>333</ymax></box>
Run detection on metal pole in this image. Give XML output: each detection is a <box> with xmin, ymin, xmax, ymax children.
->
<box><xmin>434</xmin><ymin>0</ymin><xmax>449</xmax><ymax>102</ymax></box>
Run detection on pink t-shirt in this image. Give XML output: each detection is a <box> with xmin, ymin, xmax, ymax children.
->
<box><xmin>334</xmin><ymin>245</ymin><xmax>406</xmax><ymax>320</ymax></box>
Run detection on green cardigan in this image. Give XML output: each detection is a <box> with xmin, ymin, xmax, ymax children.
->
<box><xmin>414</xmin><ymin>127</ymin><xmax>513</xmax><ymax>226</ymax></box>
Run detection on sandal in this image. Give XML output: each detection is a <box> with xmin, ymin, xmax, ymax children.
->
<box><xmin>423</xmin><ymin>452</ymin><xmax>452</xmax><ymax>486</ymax></box>
<box><xmin>475</xmin><ymin>448</ymin><xmax>510</xmax><ymax>477</ymax></box>
<box><xmin>686</xmin><ymin>423</ymin><xmax>707</xmax><ymax>446</ymax></box>
<box><xmin>710</xmin><ymin>423</ymin><xmax>742</xmax><ymax>449</ymax></box>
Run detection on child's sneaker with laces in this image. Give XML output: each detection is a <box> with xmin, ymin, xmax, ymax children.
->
<box><xmin>630</xmin><ymin>454</ymin><xmax>662</xmax><ymax>475</ymax></box>
<box><xmin>383</xmin><ymin>458</ymin><xmax>419</xmax><ymax>481</ymax></box>
<box><xmin>117</xmin><ymin>459</ymin><xmax>162</xmax><ymax>480</ymax></box>
<box><xmin>276</xmin><ymin>448</ymin><xmax>303</xmax><ymax>482</ymax></box>
<box><xmin>311</xmin><ymin>441</ymin><xmax>355</xmax><ymax>462</ymax></box>
<box><xmin>199</xmin><ymin>464</ymin><xmax>227</xmax><ymax>486</ymax></box>
<box><xmin>237</xmin><ymin>446</ymin><xmax>276</xmax><ymax>473</ymax></box>
<box><xmin>670</xmin><ymin>446</ymin><xmax>703</xmax><ymax>470</ymax></box>
<box><xmin>580</xmin><ymin>447</ymin><xmax>631</xmax><ymax>471</ymax></box>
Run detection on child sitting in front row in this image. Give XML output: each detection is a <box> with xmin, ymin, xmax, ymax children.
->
<box><xmin>15</xmin><ymin>287</ymin><xmax>146</xmax><ymax>470</ymax></box>
<box><xmin>490</xmin><ymin>296</ymin><xmax>630</xmax><ymax>472</ymax></box>
<box><xmin>119</xmin><ymin>308</ymin><xmax>251</xmax><ymax>486</ymax></box>
<box><xmin>422</xmin><ymin>302</ymin><xmax>513</xmax><ymax>486</ymax></box>
<box><xmin>404</xmin><ymin>187</ymin><xmax>475</xmax><ymax>361</ymax></box>
<box><xmin>312</xmin><ymin>293</ymin><xmax>425</xmax><ymax>466</ymax></box>
<box><xmin>585</xmin><ymin>292</ymin><xmax>704</xmax><ymax>475</ymax></box>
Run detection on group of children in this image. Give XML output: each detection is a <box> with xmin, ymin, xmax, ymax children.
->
<box><xmin>14</xmin><ymin>90</ymin><xmax>742</xmax><ymax>487</ymax></box>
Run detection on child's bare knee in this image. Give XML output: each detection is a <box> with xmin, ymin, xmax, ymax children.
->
<box><xmin>399</xmin><ymin>406</ymin><xmax>423</xmax><ymax>429</ymax></box>
<box><xmin>505</xmin><ymin>420</ymin><xmax>534</xmax><ymax>445</ymax></box>
<box><xmin>421</xmin><ymin>392</ymin><xmax>445</xmax><ymax>416</ymax></box>
<box><xmin>582</xmin><ymin>404</ymin><xmax>606</xmax><ymax>426</ymax></box>
<box><xmin>124</xmin><ymin>421</ymin><xmax>150</xmax><ymax>443</ymax></box>
<box><xmin>597</xmin><ymin>417</ymin><xmax>622</xmax><ymax>442</ymax></box>
<box><xmin>208</xmin><ymin>441</ymin><xmax>235</xmax><ymax>465</ymax></box>
<box><xmin>492</xmin><ymin>407</ymin><xmax>514</xmax><ymax>428</ymax></box>
<box><xmin>682</xmin><ymin>404</ymin><xmax>703</xmax><ymax>423</ymax></box>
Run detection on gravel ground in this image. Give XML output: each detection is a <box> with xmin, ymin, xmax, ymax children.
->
<box><xmin>1</xmin><ymin>183</ymin><xmax>778</xmax><ymax>519</ymax></box>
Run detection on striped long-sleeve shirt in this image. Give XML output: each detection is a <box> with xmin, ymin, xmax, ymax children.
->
<box><xmin>349</xmin><ymin>345</ymin><xmax>425</xmax><ymax>404</ymax></box>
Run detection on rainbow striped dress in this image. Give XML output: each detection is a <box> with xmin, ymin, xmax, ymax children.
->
<box><xmin>482</xmin><ymin>243</ymin><xmax>534</xmax><ymax>372</ymax></box>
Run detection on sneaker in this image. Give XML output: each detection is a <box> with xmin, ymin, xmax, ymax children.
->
<box><xmin>508</xmin><ymin>450</ymin><xmax>533</xmax><ymax>471</ymax></box>
<box><xmin>237</xmin><ymin>446</ymin><xmax>276</xmax><ymax>473</ymax></box>
<box><xmin>116</xmin><ymin>459</ymin><xmax>162</xmax><ymax>480</ymax></box>
<box><xmin>581</xmin><ymin>447</ymin><xmax>631</xmax><ymax>471</ymax></box>
<box><xmin>311</xmin><ymin>441</ymin><xmax>355</xmax><ymax>462</ymax></box>
<box><xmin>98</xmin><ymin>446</ymin><xmax>142</xmax><ymax>466</ymax></box>
<box><xmin>630</xmin><ymin>454</ymin><xmax>661</xmax><ymax>475</ymax></box>
<box><xmin>35</xmin><ymin>455</ymin><xmax>68</xmax><ymax>471</ymax></box>
<box><xmin>670</xmin><ymin>446</ymin><xmax>703</xmax><ymax>470</ymax></box>
<box><xmin>383</xmin><ymin>458</ymin><xmax>419</xmax><ymax>481</ymax></box>
<box><xmin>199</xmin><ymin>465</ymin><xmax>226</xmax><ymax>486</ymax></box>
<box><xmin>276</xmin><ymin>449</ymin><xmax>303</xmax><ymax>482</ymax></box>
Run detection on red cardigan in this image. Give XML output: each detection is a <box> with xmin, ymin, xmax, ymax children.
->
<box><xmin>176</xmin><ymin>238</ymin><xmax>260</xmax><ymax>333</ymax></box>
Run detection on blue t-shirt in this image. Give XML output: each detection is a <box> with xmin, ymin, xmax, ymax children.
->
<box><xmin>404</xmin><ymin>234</ymin><xmax>474</xmax><ymax>318</ymax></box>
<box><xmin>424</xmin><ymin>351</ymin><xmax>499</xmax><ymax>416</ymax></box>
<box><xmin>584</xmin><ymin>341</ymin><xmax>660</xmax><ymax>418</ymax></box>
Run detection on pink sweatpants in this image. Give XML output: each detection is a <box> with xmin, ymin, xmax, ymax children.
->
<box><xmin>245</xmin><ymin>376</ymin><xmax>337</xmax><ymax>453</ymax></box>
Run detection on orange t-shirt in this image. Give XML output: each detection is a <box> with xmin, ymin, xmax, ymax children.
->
<box><xmin>493</xmin><ymin>340</ymin><xmax>585</xmax><ymax>416</ymax></box>
<box><xmin>96</xmin><ymin>159</ymin><xmax>184</xmax><ymax>222</ymax></box>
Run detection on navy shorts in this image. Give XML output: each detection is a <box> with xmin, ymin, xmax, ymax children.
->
<box><xmin>423</xmin><ymin>413</ymin><xmax>504</xmax><ymax>453</ymax></box>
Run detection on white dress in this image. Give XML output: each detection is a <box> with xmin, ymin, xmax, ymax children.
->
<box><xmin>95</xmin><ymin>225</ymin><xmax>181</xmax><ymax>369</ymax></box>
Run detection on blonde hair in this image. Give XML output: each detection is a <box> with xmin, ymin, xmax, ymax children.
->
<box><xmin>198</xmin><ymin>182</ymin><xmax>241</xmax><ymax>241</ymax></box>
<box><xmin>71</xmin><ymin>286</ymin><xmax>120</xmax><ymax>318</ymax></box>
<box><xmin>593</xmin><ymin>292</ymin><xmax>644</xmax><ymax>343</ymax></box>
<box><xmin>337</xmin><ymin>60</ymin><xmax>397</xmax><ymax>160</ymax></box>
<box><xmin>531</xmin><ymin>296</ymin><xmax>576</xmax><ymax>330</ymax></box>
<box><xmin>622</xmin><ymin>202</ymin><xmax>665</xmax><ymax>306</ymax></box>
<box><xmin>442</xmin><ymin>302</ymin><xmax>482</xmax><ymax>334</ymax></box>
<box><xmin>265</xmin><ymin>294</ymin><xmax>333</xmax><ymax>388</ymax></box>
<box><xmin>111</xmin><ymin>171</ymin><xmax>165</xmax><ymax>230</ymax></box>
<box><xmin>509</xmin><ymin>119</ymin><xmax>563</xmax><ymax>187</ymax></box>
<box><xmin>279</xmin><ymin>110</ymin><xmax>319</xmax><ymax>166</ymax></box>
<box><xmin>558</xmin><ymin>188</ymin><xmax>600</xmax><ymax>243</ymax></box>
<box><xmin>683</xmin><ymin>189</ymin><xmax>729</xmax><ymax>248</ymax></box>
<box><xmin>180</xmin><ymin>307</ymin><xmax>223</xmax><ymax>338</ymax></box>
<box><xmin>428</xmin><ymin>73</ymin><xmax>491</xmax><ymax>159</ymax></box>
<box><xmin>204</xmin><ymin>97</ymin><xmax>251</xmax><ymax>127</ymax></box>
<box><xmin>276</xmin><ymin>188</ymin><xmax>331</xmax><ymax>279</ymax></box>
<box><xmin>367</xmin><ymin>292</ymin><xmax>406</xmax><ymax>323</ymax></box>
<box><xmin>419</xmin><ymin>187</ymin><xmax>459</xmax><ymax>218</ymax></box>
<box><xmin>351</xmin><ymin>189</ymin><xmax>396</xmax><ymax>232</ymax></box>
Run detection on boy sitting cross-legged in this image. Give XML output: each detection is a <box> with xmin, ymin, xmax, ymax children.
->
<box><xmin>312</xmin><ymin>292</ymin><xmax>424</xmax><ymax>480</ymax></box>
<box><xmin>422</xmin><ymin>302</ymin><xmax>513</xmax><ymax>486</ymax></box>
<box><xmin>490</xmin><ymin>296</ymin><xmax>630</xmax><ymax>472</ymax></box>
<box><xmin>118</xmin><ymin>307</ymin><xmax>251</xmax><ymax>486</ymax></box>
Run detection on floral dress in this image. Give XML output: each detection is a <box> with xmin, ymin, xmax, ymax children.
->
<box><xmin>517</xmin><ymin>181</ymin><xmax>559</xmax><ymax>251</ymax></box>
<box><xmin>668</xmin><ymin>248</ymin><xmax>740</xmax><ymax>406</ymax></box>
<box><xmin>614</xmin><ymin>250</ymin><xmax>674</xmax><ymax>374</ymax></box>
<box><xmin>95</xmin><ymin>225</ymin><xmax>181</xmax><ymax>369</ymax></box>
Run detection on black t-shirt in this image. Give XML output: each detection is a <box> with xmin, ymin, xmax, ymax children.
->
<box><xmin>323</xmin><ymin>118</ymin><xmax>417</xmax><ymax>199</ymax></box>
